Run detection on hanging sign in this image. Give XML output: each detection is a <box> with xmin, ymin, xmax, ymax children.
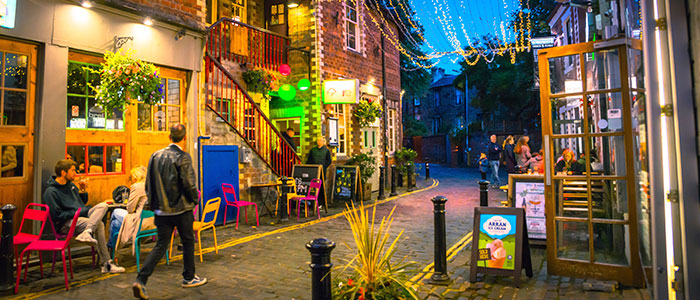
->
<box><xmin>508</xmin><ymin>174</ymin><xmax>546</xmax><ymax>240</ymax></box>
<box><xmin>328</xmin><ymin>118</ymin><xmax>339</xmax><ymax>147</ymax></box>
<box><xmin>469</xmin><ymin>207</ymin><xmax>533</xmax><ymax>287</ymax></box>
<box><xmin>323</xmin><ymin>79</ymin><xmax>359</xmax><ymax>104</ymax></box>
<box><xmin>0</xmin><ymin>0</ymin><xmax>17</xmax><ymax>29</ymax></box>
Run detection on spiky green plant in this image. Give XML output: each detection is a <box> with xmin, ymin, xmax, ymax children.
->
<box><xmin>333</xmin><ymin>203</ymin><xmax>417</xmax><ymax>300</ymax></box>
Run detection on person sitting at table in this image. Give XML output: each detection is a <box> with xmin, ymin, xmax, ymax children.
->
<box><xmin>43</xmin><ymin>159</ymin><xmax>125</xmax><ymax>273</ymax></box>
<box><xmin>554</xmin><ymin>149</ymin><xmax>584</xmax><ymax>175</ymax></box>
<box><xmin>109</xmin><ymin>166</ymin><xmax>155</xmax><ymax>255</ymax></box>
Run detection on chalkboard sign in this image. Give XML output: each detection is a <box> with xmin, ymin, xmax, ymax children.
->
<box><xmin>292</xmin><ymin>164</ymin><xmax>323</xmax><ymax>195</ymax></box>
<box><xmin>331</xmin><ymin>165</ymin><xmax>359</xmax><ymax>203</ymax></box>
<box><xmin>469</xmin><ymin>207</ymin><xmax>533</xmax><ymax>287</ymax></box>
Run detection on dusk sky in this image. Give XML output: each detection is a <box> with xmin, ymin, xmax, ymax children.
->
<box><xmin>407</xmin><ymin>0</ymin><xmax>525</xmax><ymax>74</ymax></box>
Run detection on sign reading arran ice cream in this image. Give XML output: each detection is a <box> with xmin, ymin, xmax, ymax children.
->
<box><xmin>470</xmin><ymin>207</ymin><xmax>533</xmax><ymax>286</ymax></box>
<box><xmin>322</xmin><ymin>79</ymin><xmax>360</xmax><ymax>104</ymax></box>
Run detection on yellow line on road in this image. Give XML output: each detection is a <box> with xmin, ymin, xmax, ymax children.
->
<box><xmin>408</xmin><ymin>230</ymin><xmax>474</xmax><ymax>285</ymax></box>
<box><xmin>13</xmin><ymin>179</ymin><xmax>439</xmax><ymax>300</ymax></box>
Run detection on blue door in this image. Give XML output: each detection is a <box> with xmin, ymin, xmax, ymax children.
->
<box><xmin>201</xmin><ymin>145</ymin><xmax>239</xmax><ymax>226</ymax></box>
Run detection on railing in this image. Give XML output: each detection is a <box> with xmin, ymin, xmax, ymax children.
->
<box><xmin>208</xmin><ymin>18</ymin><xmax>290</xmax><ymax>71</ymax></box>
<box><xmin>204</xmin><ymin>51</ymin><xmax>300</xmax><ymax>176</ymax></box>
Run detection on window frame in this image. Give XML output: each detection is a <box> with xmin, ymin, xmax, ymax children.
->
<box><xmin>137</xmin><ymin>77</ymin><xmax>184</xmax><ymax>132</ymax></box>
<box><xmin>333</xmin><ymin>104</ymin><xmax>348</xmax><ymax>156</ymax></box>
<box><xmin>0</xmin><ymin>143</ymin><xmax>27</xmax><ymax>180</ymax></box>
<box><xmin>66</xmin><ymin>60</ymin><xmax>125</xmax><ymax>131</ymax></box>
<box><xmin>388</xmin><ymin>109</ymin><xmax>397</xmax><ymax>153</ymax></box>
<box><xmin>434</xmin><ymin>92</ymin><xmax>440</xmax><ymax>107</ymax></box>
<box><xmin>65</xmin><ymin>143</ymin><xmax>126</xmax><ymax>176</ymax></box>
<box><xmin>345</xmin><ymin>0</ymin><xmax>360</xmax><ymax>52</ymax></box>
<box><xmin>0</xmin><ymin>51</ymin><xmax>30</xmax><ymax>128</ymax></box>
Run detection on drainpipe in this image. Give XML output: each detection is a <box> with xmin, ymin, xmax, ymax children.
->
<box><xmin>197</xmin><ymin>136</ymin><xmax>210</xmax><ymax>218</ymax></box>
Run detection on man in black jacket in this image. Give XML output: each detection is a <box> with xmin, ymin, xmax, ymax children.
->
<box><xmin>487</xmin><ymin>135</ymin><xmax>503</xmax><ymax>188</ymax></box>
<box><xmin>307</xmin><ymin>136</ymin><xmax>332</xmax><ymax>177</ymax></box>
<box><xmin>133</xmin><ymin>124</ymin><xmax>206</xmax><ymax>300</ymax></box>
<box><xmin>44</xmin><ymin>160</ymin><xmax>125</xmax><ymax>274</ymax></box>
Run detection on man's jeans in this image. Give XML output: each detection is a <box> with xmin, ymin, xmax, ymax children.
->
<box><xmin>137</xmin><ymin>211</ymin><xmax>195</xmax><ymax>284</ymax></box>
<box><xmin>489</xmin><ymin>160</ymin><xmax>501</xmax><ymax>186</ymax></box>
<box><xmin>61</xmin><ymin>202</ymin><xmax>110</xmax><ymax>265</ymax></box>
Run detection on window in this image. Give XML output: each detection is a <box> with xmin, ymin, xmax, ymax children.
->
<box><xmin>1</xmin><ymin>52</ymin><xmax>29</xmax><ymax>126</ymax></box>
<box><xmin>432</xmin><ymin>117</ymin><xmax>441</xmax><ymax>134</ymax></box>
<box><xmin>1</xmin><ymin>144</ymin><xmax>24</xmax><ymax>178</ymax></box>
<box><xmin>456</xmin><ymin>117</ymin><xmax>464</xmax><ymax>129</ymax></box>
<box><xmin>66</xmin><ymin>144</ymin><xmax>124</xmax><ymax>175</ymax></box>
<box><xmin>333</xmin><ymin>104</ymin><xmax>348</xmax><ymax>155</ymax></box>
<box><xmin>362</xmin><ymin>96</ymin><xmax>379</xmax><ymax>149</ymax></box>
<box><xmin>434</xmin><ymin>92</ymin><xmax>440</xmax><ymax>107</ymax></box>
<box><xmin>270</xmin><ymin>4</ymin><xmax>285</xmax><ymax>25</ymax></box>
<box><xmin>388</xmin><ymin>109</ymin><xmax>397</xmax><ymax>153</ymax></box>
<box><xmin>274</xmin><ymin>118</ymin><xmax>301</xmax><ymax>153</ymax></box>
<box><xmin>414</xmin><ymin>106</ymin><xmax>421</xmax><ymax>120</ymax></box>
<box><xmin>220</xmin><ymin>0</ymin><xmax>247</xmax><ymax>22</ymax></box>
<box><xmin>138</xmin><ymin>78</ymin><xmax>182</xmax><ymax>131</ymax></box>
<box><xmin>345</xmin><ymin>0</ymin><xmax>359</xmax><ymax>51</ymax></box>
<box><xmin>67</xmin><ymin>61</ymin><xmax>124</xmax><ymax>130</ymax></box>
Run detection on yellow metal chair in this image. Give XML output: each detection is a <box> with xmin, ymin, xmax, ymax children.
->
<box><xmin>169</xmin><ymin>197</ymin><xmax>221</xmax><ymax>262</ymax></box>
<box><xmin>275</xmin><ymin>178</ymin><xmax>303</xmax><ymax>216</ymax></box>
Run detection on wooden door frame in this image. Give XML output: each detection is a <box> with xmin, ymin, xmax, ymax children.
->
<box><xmin>538</xmin><ymin>38</ymin><xmax>645</xmax><ymax>287</ymax></box>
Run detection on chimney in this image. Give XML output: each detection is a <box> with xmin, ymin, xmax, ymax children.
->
<box><xmin>431</xmin><ymin>68</ymin><xmax>445</xmax><ymax>83</ymax></box>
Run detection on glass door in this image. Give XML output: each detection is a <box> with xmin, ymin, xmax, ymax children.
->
<box><xmin>538</xmin><ymin>39</ymin><xmax>645</xmax><ymax>287</ymax></box>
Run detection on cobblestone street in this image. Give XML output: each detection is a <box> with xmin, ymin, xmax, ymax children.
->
<box><xmin>8</xmin><ymin>166</ymin><xmax>649</xmax><ymax>299</ymax></box>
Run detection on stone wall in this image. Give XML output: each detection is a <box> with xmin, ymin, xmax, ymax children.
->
<box><xmin>107</xmin><ymin>0</ymin><xmax>206</xmax><ymax>29</ymax></box>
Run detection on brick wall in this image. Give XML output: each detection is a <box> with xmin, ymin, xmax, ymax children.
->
<box><xmin>107</xmin><ymin>0</ymin><xmax>206</xmax><ymax>29</ymax></box>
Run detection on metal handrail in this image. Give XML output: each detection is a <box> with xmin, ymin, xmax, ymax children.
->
<box><xmin>207</xmin><ymin>17</ymin><xmax>290</xmax><ymax>40</ymax></box>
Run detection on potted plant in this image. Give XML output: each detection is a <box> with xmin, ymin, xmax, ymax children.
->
<box><xmin>242</xmin><ymin>69</ymin><xmax>276</xmax><ymax>100</ymax></box>
<box><xmin>87</xmin><ymin>49</ymin><xmax>164</xmax><ymax>117</ymax></box>
<box><xmin>333</xmin><ymin>203</ymin><xmax>417</xmax><ymax>300</ymax></box>
<box><xmin>348</xmin><ymin>152</ymin><xmax>377</xmax><ymax>201</ymax></box>
<box><xmin>353</xmin><ymin>98</ymin><xmax>383</xmax><ymax>127</ymax></box>
<box><xmin>395</xmin><ymin>148</ymin><xmax>418</xmax><ymax>186</ymax></box>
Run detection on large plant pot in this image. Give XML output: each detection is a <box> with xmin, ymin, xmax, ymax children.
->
<box><xmin>362</xmin><ymin>183</ymin><xmax>373</xmax><ymax>202</ymax></box>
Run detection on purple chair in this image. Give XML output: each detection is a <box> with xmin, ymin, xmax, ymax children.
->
<box><xmin>289</xmin><ymin>179</ymin><xmax>322</xmax><ymax>221</ymax></box>
<box><xmin>222</xmin><ymin>183</ymin><xmax>259</xmax><ymax>229</ymax></box>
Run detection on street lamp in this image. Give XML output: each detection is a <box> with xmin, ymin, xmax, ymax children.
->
<box><xmin>287</xmin><ymin>0</ymin><xmax>299</xmax><ymax>8</ymax></box>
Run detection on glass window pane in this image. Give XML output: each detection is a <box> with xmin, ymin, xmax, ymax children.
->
<box><xmin>67</xmin><ymin>62</ymin><xmax>87</xmax><ymax>95</ymax></box>
<box><xmin>628</xmin><ymin>49</ymin><xmax>644</xmax><ymax>89</ymax></box>
<box><xmin>3</xmin><ymin>91</ymin><xmax>27</xmax><ymax>125</ymax></box>
<box><xmin>552</xmin><ymin>137</ymin><xmax>585</xmax><ymax>175</ymax></box>
<box><xmin>167</xmin><ymin>106</ymin><xmax>180</xmax><ymax>126</ymax></box>
<box><xmin>593</xmin><ymin>223</ymin><xmax>629</xmax><ymax>265</ymax></box>
<box><xmin>159</xmin><ymin>78</ymin><xmax>167</xmax><ymax>104</ymax></box>
<box><xmin>4</xmin><ymin>53</ymin><xmax>28</xmax><ymax>89</ymax></box>
<box><xmin>154</xmin><ymin>105</ymin><xmax>167</xmax><ymax>131</ymax></box>
<box><xmin>87</xmin><ymin>98</ymin><xmax>105</xmax><ymax>129</ymax></box>
<box><xmin>107</xmin><ymin>107</ymin><xmax>124</xmax><ymax>130</ymax></box>
<box><xmin>86</xmin><ymin>65</ymin><xmax>100</xmax><ymax>96</ymax></box>
<box><xmin>548</xmin><ymin>54</ymin><xmax>581</xmax><ymax>94</ymax></box>
<box><xmin>591</xmin><ymin>179</ymin><xmax>628</xmax><ymax>220</ymax></box>
<box><xmin>167</xmin><ymin>79</ymin><xmax>180</xmax><ymax>105</ymax></box>
<box><xmin>138</xmin><ymin>104</ymin><xmax>152</xmax><ymax>131</ymax></box>
<box><xmin>556</xmin><ymin>221</ymin><xmax>589</xmax><ymax>261</ymax></box>
<box><xmin>87</xmin><ymin>146</ymin><xmax>104</xmax><ymax>174</ymax></box>
<box><xmin>105</xmin><ymin>146</ymin><xmax>122</xmax><ymax>173</ymax></box>
<box><xmin>1</xmin><ymin>145</ymin><xmax>24</xmax><ymax>177</ymax></box>
<box><xmin>67</xmin><ymin>96</ymin><xmax>86</xmax><ymax>128</ymax></box>
<box><xmin>588</xmin><ymin>93</ymin><xmax>624</xmax><ymax>133</ymax></box>
<box><xmin>66</xmin><ymin>145</ymin><xmax>86</xmax><ymax>174</ymax></box>
<box><xmin>555</xmin><ymin>178</ymin><xmax>588</xmax><ymax>218</ymax></box>
<box><xmin>550</xmin><ymin>97</ymin><xmax>584</xmax><ymax>135</ymax></box>
<box><xmin>589</xmin><ymin>135</ymin><xmax>626</xmax><ymax>176</ymax></box>
<box><xmin>584</xmin><ymin>49</ymin><xmax>621</xmax><ymax>91</ymax></box>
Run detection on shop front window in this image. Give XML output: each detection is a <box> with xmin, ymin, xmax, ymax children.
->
<box><xmin>137</xmin><ymin>78</ymin><xmax>182</xmax><ymax>131</ymax></box>
<box><xmin>1</xmin><ymin>52</ymin><xmax>29</xmax><ymax>126</ymax></box>
<box><xmin>1</xmin><ymin>144</ymin><xmax>24</xmax><ymax>178</ymax></box>
<box><xmin>66</xmin><ymin>61</ymin><xmax>124</xmax><ymax>130</ymax></box>
<box><xmin>66</xmin><ymin>144</ymin><xmax>124</xmax><ymax>175</ymax></box>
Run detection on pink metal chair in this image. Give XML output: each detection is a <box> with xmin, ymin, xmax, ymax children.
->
<box><xmin>49</xmin><ymin>214</ymin><xmax>96</xmax><ymax>272</ymax></box>
<box><xmin>221</xmin><ymin>183</ymin><xmax>259</xmax><ymax>229</ymax></box>
<box><xmin>290</xmin><ymin>179</ymin><xmax>323</xmax><ymax>221</ymax></box>
<box><xmin>13</xmin><ymin>204</ymin><xmax>50</xmax><ymax>272</ymax></box>
<box><xmin>15</xmin><ymin>208</ymin><xmax>82</xmax><ymax>293</ymax></box>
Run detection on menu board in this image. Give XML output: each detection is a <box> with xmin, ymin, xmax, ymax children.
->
<box><xmin>292</xmin><ymin>164</ymin><xmax>323</xmax><ymax>195</ymax></box>
<box><xmin>331</xmin><ymin>165</ymin><xmax>359</xmax><ymax>203</ymax></box>
<box><xmin>508</xmin><ymin>175</ymin><xmax>546</xmax><ymax>240</ymax></box>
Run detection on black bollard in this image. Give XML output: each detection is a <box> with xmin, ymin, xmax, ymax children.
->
<box><xmin>279</xmin><ymin>176</ymin><xmax>292</xmax><ymax>221</ymax></box>
<box><xmin>390</xmin><ymin>165</ymin><xmax>398</xmax><ymax>196</ymax></box>
<box><xmin>425</xmin><ymin>162</ymin><xmax>430</xmax><ymax>179</ymax></box>
<box><xmin>407</xmin><ymin>163</ymin><xmax>415</xmax><ymax>191</ymax></box>
<box><xmin>429</xmin><ymin>196</ymin><xmax>450</xmax><ymax>285</ymax></box>
<box><xmin>479</xmin><ymin>180</ymin><xmax>489</xmax><ymax>207</ymax></box>
<box><xmin>378</xmin><ymin>166</ymin><xmax>386</xmax><ymax>200</ymax></box>
<box><xmin>0</xmin><ymin>204</ymin><xmax>17</xmax><ymax>293</ymax></box>
<box><xmin>306</xmin><ymin>237</ymin><xmax>335</xmax><ymax>300</ymax></box>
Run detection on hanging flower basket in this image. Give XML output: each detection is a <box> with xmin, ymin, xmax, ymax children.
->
<box><xmin>353</xmin><ymin>98</ymin><xmax>383</xmax><ymax>127</ymax></box>
<box><xmin>242</xmin><ymin>69</ymin><xmax>277</xmax><ymax>100</ymax></box>
<box><xmin>86</xmin><ymin>49</ymin><xmax>164</xmax><ymax>117</ymax></box>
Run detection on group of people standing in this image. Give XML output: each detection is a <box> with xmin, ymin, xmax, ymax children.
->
<box><xmin>479</xmin><ymin>134</ymin><xmax>543</xmax><ymax>188</ymax></box>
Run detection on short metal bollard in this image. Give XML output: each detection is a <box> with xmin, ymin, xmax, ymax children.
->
<box><xmin>479</xmin><ymin>180</ymin><xmax>489</xmax><ymax>207</ymax></box>
<box><xmin>378</xmin><ymin>166</ymin><xmax>386</xmax><ymax>200</ymax></box>
<box><xmin>306</xmin><ymin>237</ymin><xmax>336</xmax><ymax>300</ymax></box>
<box><xmin>425</xmin><ymin>162</ymin><xmax>430</xmax><ymax>179</ymax></box>
<box><xmin>390</xmin><ymin>165</ymin><xmax>398</xmax><ymax>196</ymax></box>
<box><xmin>279</xmin><ymin>176</ymin><xmax>293</xmax><ymax>220</ymax></box>
<box><xmin>429</xmin><ymin>196</ymin><xmax>450</xmax><ymax>285</ymax></box>
<box><xmin>0</xmin><ymin>204</ymin><xmax>17</xmax><ymax>293</ymax></box>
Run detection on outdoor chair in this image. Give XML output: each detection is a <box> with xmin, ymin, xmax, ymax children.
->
<box><xmin>222</xmin><ymin>183</ymin><xmax>259</xmax><ymax>229</ymax></box>
<box><xmin>275</xmin><ymin>178</ymin><xmax>302</xmax><ymax>216</ymax></box>
<box><xmin>289</xmin><ymin>178</ymin><xmax>323</xmax><ymax>221</ymax></box>
<box><xmin>129</xmin><ymin>210</ymin><xmax>169</xmax><ymax>271</ymax></box>
<box><xmin>169</xmin><ymin>197</ymin><xmax>220</xmax><ymax>262</ymax></box>
<box><xmin>15</xmin><ymin>208</ymin><xmax>82</xmax><ymax>293</ymax></box>
<box><xmin>13</xmin><ymin>204</ymin><xmax>50</xmax><ymax>271</ymax></box>
<box><xmin>49</xmin><ymin>214</ymin><xmax>96</xmax><ymax>272</ymax></box>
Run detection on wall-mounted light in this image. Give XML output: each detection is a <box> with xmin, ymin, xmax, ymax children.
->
<box><xmin>175</xmin><ymin>28</ymin><xmax>187</xmax><ymax>41</ymax></box>
<box><xmin>287</xmin><ymin>0</ymin><xmax>299</xmax><ymax>8</ymax></box>
<box><xmin>80</xmin><ymin>0</ymin><xmax>94</xmax><ymax>8</ymax></box>
<box><xmin>143</xmin><ymin>16</ymin><xmax>154</xmax><ymax>26</ymax></box>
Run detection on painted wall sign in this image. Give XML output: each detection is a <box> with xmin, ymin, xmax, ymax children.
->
<box><xmin>0</xmin><ymin>0</ymin><xmax>17</xmax><ymax>29</ymax></box>
<box><xmin>323</xmin><ymin>79</ymin><xmax>360</xmax><ymax>104</ymax></box>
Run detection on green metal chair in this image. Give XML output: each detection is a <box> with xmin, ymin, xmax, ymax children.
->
<box><xmin>134</xmin><ymin>210</ymin><xmax>169</xmax><ymax>271</ymax></box>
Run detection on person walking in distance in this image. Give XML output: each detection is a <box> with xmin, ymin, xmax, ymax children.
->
<box><xmin>487</xmin><ymin>135</ymin><xmax>503</xmax><ymax>188</ymax></box>
<box><xmin>132</xmin><ymin>124</ymin><xmax>206</xmax><ymax>299</ymax></box>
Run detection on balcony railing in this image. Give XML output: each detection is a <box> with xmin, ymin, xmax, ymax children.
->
<box><xmin>208</xmin><ymin>18</ymin><xmax>290</xmax><ymax>71</ymax></box>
